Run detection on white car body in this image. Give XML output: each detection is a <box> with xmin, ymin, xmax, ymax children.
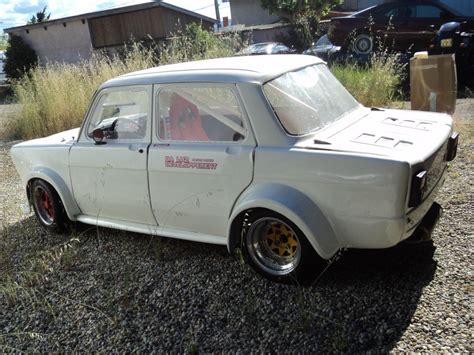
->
<box><xmin>11</xmin><ymin>55</ymin><xmax>457</xmax><ymax>274</ymax></box>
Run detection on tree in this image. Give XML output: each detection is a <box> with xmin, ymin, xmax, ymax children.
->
<box><xmin>0</xmin><ymin>37</ymin><xmax>8</xmax><ymax>51</ymax></box>
<box><xmin>28</xmin><ymin>6</ymin><xmax>51</xmax><ymax>24</ymax></box>
<box><xmin>4</xmin><ymin>35</ymin><xmax>38</xmax><ymax>80</ymax></box>
<box><xmin>261</xmin><ymin>0</ymin><xmax>341</xmax><ymax>22</ymax></box>
<box><xmin>261</xmin><ymin>0</ymin><xmax>341</xmax><ymax>49</ymax></box>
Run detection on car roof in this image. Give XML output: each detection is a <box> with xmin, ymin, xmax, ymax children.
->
<box><xmin>100</xmin><ymin>55</ymin><xmax>324</xmax><ymax>89</ymax></box>
<box><xmin>353</xmin><ymin>0</ymin><xmax>461</xmax><ymax>17</ymax></box>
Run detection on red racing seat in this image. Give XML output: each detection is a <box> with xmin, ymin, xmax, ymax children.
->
<box><xmin>169</xmin><ymin>94</ymin><xmax>209</xmax><ymax>141</ymax></box>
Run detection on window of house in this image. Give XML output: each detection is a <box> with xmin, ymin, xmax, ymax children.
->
<box><xmin>157</xmin><ymin>86</ymin><xmax>247</xmax><ymax>142</ymax></box>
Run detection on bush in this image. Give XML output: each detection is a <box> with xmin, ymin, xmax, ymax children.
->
<box><xmin>4</xmin><ymin>35</ymin><xmax>38</xmax><ymax>81</ymax></box>
<box><xmin>331</xmin><ymin>53</ymin><xmax>404</xmax><ymax>107</ymax></box>
<box><xmin>158</xmin><ymin>22</ymin><xmax>244</xmax><ymax>64</ymax></box>
<box><xmin>9</xmin><ymin>25</ymin><xmax>245</xmax><ymax>139</ymax></box>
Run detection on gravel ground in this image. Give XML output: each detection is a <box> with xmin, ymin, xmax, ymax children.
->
<box><xmin>0</xmin><ymin>100</ymin><xmax>472</xmax><ymax>352</ymax></box>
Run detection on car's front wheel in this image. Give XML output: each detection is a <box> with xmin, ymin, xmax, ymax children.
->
<box><xmin>31</xmin><ymin>179</ymin><xmax>69</xmax><ymax>233</ymax></box>
<box><xmin>351</xmin><ymin>33</ymin><xmax>374</xmax><ymax>55</ymax></box>
<box><xmin>243</xmin><ymin>211</ymin><xmax>323</xmax><ymax>283</ymax></box>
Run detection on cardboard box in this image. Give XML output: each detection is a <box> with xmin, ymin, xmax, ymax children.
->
<box><xmin>410</xmin><ymin>54</ymin><xmax>457</xmax><ymax>114</ymax></box>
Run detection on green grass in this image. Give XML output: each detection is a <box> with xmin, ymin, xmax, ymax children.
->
<box><xmin>331</xmin><ymin>53</ymin><xmax>404</xmax><ymax>108</ymax></box>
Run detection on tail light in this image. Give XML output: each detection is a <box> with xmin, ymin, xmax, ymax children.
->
<box><xmin>446</xmin><ymin>132</ymin><xmax>459</xmax><ymax>162</ymax></box>
<box><xmin>409</xmin><ymin>170</ymin><xmax>427</xmax><ymax>207</ymax></box>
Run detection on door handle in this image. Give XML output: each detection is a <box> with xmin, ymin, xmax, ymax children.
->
<box><xmin>226</xmin><ymin>146</ymin><xmax>242</xmax><ymax>155</ymax></box>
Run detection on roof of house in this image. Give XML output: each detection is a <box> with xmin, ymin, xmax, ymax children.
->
<box><xmin>101</xmin><ymin>54</ymin><xmax>324</xmax><ymax>88</ymax></box>
<box><xmin>4</xmin><ymin>1</ymin><xmax>217</xmax><ymax>33</ymax></box>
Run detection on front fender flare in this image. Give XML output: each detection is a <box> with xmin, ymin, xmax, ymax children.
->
<box><xmin>26</xmin><ymin>167</ymin><xmax>81</xmax><ymax>220</ymax></box>
<box><xmin>227</xmin><ymin>183</ymin><xmax>340</xmax><ymax>260</ymax></box>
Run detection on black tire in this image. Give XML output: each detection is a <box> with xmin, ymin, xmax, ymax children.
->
<box><xmin>242</xmin><ymin>210</ymin><xmax>324</xmax><ymax>283</ymax></box>
<box><xmin>351</xmin><ymin>32</ymin><xmax>374</xmax><ymax>55</ymax></box>
<box><xmin>31</xmin><ymin>179</ymin><xmax>69</xmax><ymax>233</ymax></box>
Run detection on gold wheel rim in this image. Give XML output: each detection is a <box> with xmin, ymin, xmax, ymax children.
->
<box><xmin>266</xmin><ymin>222</ymin><xmax>299</xmax><ymax>258</ymax></box>
<box><xmin>246</xmin><ymin>217</ymin><xmax>302</xmax><ymax>276</ymax></box>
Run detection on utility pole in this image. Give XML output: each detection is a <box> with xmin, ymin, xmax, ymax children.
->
<box><xmin>214</xmin><ymin>0</ymin><xmax>221</xmax><ymax>29</ymax></box>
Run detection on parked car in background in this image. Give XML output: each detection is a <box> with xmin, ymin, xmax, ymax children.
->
<box><xmin>429</xmin><ymin>21</ymin><xmax>474</xmax><ymax>85</ymax></box>
<box><xmin>303</xmin><ymin>35</ymin><xmax>342</xmax><ymax>62</ymax></box>
<box><xmin>11</xmin><ymin>55</ymin><xmax>458</xmax><ymax>283</ymax></box>
<box><xmin>239</xmin><ymin>42</ymin><xmax>296</xmax><ymax>55</ymax></box>
<box><xmin>328</xmin><ymin>0</ymin><xmax>472</xmax><ymax>55</ymax></box>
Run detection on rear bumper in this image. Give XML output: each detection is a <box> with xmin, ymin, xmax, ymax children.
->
<box><xmin>403</xmin><ymin>168</ymin><xmax>446</xmax><ymax>240</ymax></box>
<box><xmin>404</xmin><ymin>202</ymin><xmax>442</xmax><ymax>243</ymax></box>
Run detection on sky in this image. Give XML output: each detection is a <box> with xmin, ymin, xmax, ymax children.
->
<box><xmin>0</xmin><ymin>0</ymin><xmax>230</xmax><ymax>32</ymax></box>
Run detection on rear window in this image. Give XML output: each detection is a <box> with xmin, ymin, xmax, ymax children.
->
<box><xmin>263</xmin><ymin>64</ymin><xmax>360</xmax><ymax>136</ymax></box>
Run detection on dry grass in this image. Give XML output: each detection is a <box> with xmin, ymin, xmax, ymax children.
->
<box><xmin>8</xmin><ymin>43</ymin><xmax>156</xmax><ymax>140</ymax></box>
<box><xmin>5</xmin><ymin>23</ymin><xmax>404</xmax><ymax>140</ymax></box>
<box><xmin>331</xmin><ymin>53</ymin><xmax>404</xmax><ymax>108</ymax></box>
<box><xmin>6</xmin><ymin>24</ymin><xmax>246</xmax><ymax>140</ymax></box>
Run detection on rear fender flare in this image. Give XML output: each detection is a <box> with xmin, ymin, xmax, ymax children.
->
<box><xmin>227</xmin><ymin>183</ymin><xmax>340</xmax><ymax>260</ymax></box>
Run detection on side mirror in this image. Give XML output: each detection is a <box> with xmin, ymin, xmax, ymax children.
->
<box><xmin>92</xmin><ymin>128</ymin><xmax>107</xmax><ymax>145</ymax></box>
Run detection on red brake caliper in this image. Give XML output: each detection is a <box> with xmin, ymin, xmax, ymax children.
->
<box><xmin>42</xmin><ymin>191</ymin><xmax>55</xmax><ymax>219</ymax></box>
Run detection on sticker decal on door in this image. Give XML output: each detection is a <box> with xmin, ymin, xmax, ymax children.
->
<box><xmin>165</xmin><ymin>155</ymin><xmax>218</xmax><ymax>170</ymax></box>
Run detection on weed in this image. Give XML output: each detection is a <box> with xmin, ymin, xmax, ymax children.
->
<box><xmin>234</xmin><ymin>247</ymin><xmax>246</xmax><ymax>265</ymax></box>
<box><xmin>187</xmin><ymin>342</ymin><xmax>199</xmax><ymax>355</ymax></box>
<box><xmin>331</xmin><ymin>51</ymin><xmax>405</xmax><ymax>107</ymax></box>
<box><xmin>151</xmin><ymin>236</ymin><xmax>164</xmax><ymax>261</ymax></box>
<box><xmin>0</xmin><ymin>223</ymin><xmax>15</xmax><ymax>281</ymax></box>
<box><xmin>0</xmin><ymin>278</ymin><xmax>22</xmax><ymax>306</ymax></box>
<box><xmin>0</xmin><ymin>331</ymin><xmax>46</xmax><ymax>352</ymax></box>
<box><xmin>60</xmin><ymin>246</ymin><xmax>78</xmax><ymax>271</ymax></box>
<box><xmin>185</xmin><ymin>320</ymin><xmax>202</xmax><ymax>355</ymax></box>
<box><xmin>116</xmin><ymin>263</ymin><xmax>134</xmax><ymax>310</ymax></box>
<box><xmin>293</xmin><ymin>285</ymin><xmax>313</xmax><ymax>332</ymax></box>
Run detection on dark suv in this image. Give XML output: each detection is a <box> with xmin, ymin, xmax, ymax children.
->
<box><xmin>328</xmin><ymin>0</ymin><xmax>472</xmax><ymax>55</ymax></box>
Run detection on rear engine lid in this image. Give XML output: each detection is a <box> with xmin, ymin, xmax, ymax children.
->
<box><xmin>297</xmin><ymin>108</ymin><xmax>453</xmax><ymax>163</ymax></box>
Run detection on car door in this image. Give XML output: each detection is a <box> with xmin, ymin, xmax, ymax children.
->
<box><xmin>375</xmin><ymin>3</ymin><xmax>417</xmax><ymax>51</ymax></box>
<box><xmin>148</xmin><ymin>84</ymin><xmax>256</xmax><ymax>237</ymax></box>
<box><xmin>411</xmin><ymin>4</ymin><xmax>452</xmax><ymax>51</ymax></box>
<box><xmin>69</xmin><ymin>85</ymin><xmax>156</xmax><ymax>225</ymax></box>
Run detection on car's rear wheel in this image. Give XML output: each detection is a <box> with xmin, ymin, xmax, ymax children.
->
<box><xmin>351</xmin><ymin>33</ymin><xmax>374</xmax><ymax>55</ymax></box>
<box><xmin>243</xmin><ymin>211</ymin><xmax>323</xmax><ymax>283</ymax></box>
<box><xmin>31</xmin><ymin>179</ymin><xmax>68</xmax><ymax>233</ymax></box>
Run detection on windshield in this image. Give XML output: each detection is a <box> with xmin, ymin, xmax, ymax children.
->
<box><xmin>263</xmin><ymin>64</ymin><xmax>360</xmax><ymax>135</ymax></box>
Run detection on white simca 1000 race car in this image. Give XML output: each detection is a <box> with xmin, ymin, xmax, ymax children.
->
<box><xmin>11</xmin><ymin>55</ymin><xmax>458</xmax><ymax>282</ymax></box>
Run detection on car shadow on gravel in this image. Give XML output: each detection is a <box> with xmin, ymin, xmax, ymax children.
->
<box><xmin>1</xmin><ymin>215</ymin><xmax>437</xmax><ymax>353</ymax></box>
<box><xmin>310</xmin><ymin>242</ymin><xmax>437</xmax><ymax>351</ymax></box>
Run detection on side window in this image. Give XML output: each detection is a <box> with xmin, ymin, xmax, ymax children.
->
<box><xmin>384</xmin><ymin>5</ymin><xmax>415</xmax><ymax>18</ymax></box>
<box><xmin>415</xmin><ymin>5</ymin><xmax>443</xmax><ymax>18</ymax></box>
<box><xmin>157</xmin><ymin>86</ymin><xmax>247</xmax><ymax>142</ymax></box>
<box><xmin>87</xmin><ymin>87</ymin><xmax>149</xmax><ymax>141</ymax></box>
